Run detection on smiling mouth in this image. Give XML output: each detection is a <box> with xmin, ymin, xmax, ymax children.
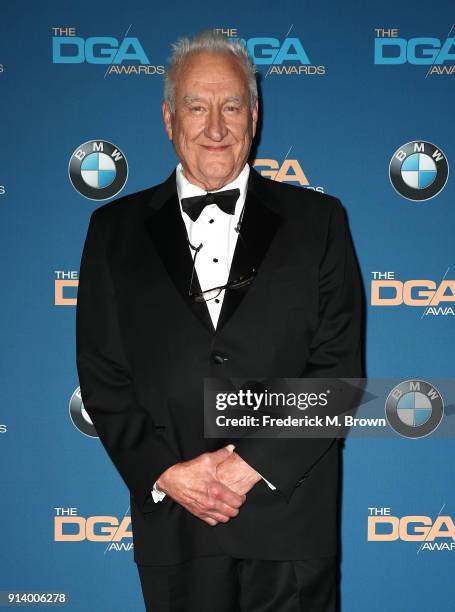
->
<box><xmin>201</xmin><ymin>145</ymin><xmax>230</xmax><ymax>152</ymax></box>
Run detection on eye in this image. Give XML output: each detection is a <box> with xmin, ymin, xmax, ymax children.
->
<box><xmin>225</xmin><ymin>105</ymin><xmax>240</xmax><ymax>113</ymax></box>
<box><xmin>190</xmin><ymin>106</ymin><xmax>205</xmax><ymax>113</ymax></box>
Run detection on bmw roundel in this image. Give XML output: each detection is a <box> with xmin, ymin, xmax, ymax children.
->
<box><xmin>389</xmin><ymin>141</ymin><xmax>449</xmax><ymax>201</ymax></box>
<box><xmin>385</xmin><ymin>379</ymin><xmax>444</xmax><ymax>438</ymax></box>
<box><xmin>69</xmin><ymin>387</ymin><xmax>98</xmax><ymax>438</ymax></box>
<box><xmin>68</xmin><ymin>140</ymin><xmax>128</xmax><ymax>200</ymax></box>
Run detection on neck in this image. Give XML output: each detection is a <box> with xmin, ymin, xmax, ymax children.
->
<box><xmin>180</xmin><ymin>165</ymin><xmax>246</xmax><ymax>192</ymax></box>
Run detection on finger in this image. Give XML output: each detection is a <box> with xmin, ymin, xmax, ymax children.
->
<box><xmin>208</xmin><ymin>482</ymin><xmax>245</xmax><ymax>508</ymax></box>
<box><xmin>224</xmin><ymin>444</ymin><xmax>235</xmax><ymax>452</ymax></box>
<box><xmin>207</xmin><ymin>499</ymin><xmax>240</xmax><ymax>519</ymax></box>
<box><xmin>201</xmin><ymin>511</ymin><xmax>231</xmax><ymax>524</ymax></box>
<box><xmin>182</xmin><ymin>504</ymin><xmax>221</xmax><ymax>526</ymax></box>
<box><xmin>194</xmin><ymin>490</ymin><xmax>239</xmax><ymax>517</ymax></box>
<box><xmin>209</xmin><ymin>447</ymin><xmax>233</xmax><ymax>463</ymax></box>
<box><xmin>200</xmin><ymin>493</ymin><xmax>240</xmax><ymax>517</ymax></box>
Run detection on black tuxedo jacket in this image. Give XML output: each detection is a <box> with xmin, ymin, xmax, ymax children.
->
<box><xmin>76</xmin><ymin>165</ymin><xmax>363</xmax><ymax>565</ymax></box>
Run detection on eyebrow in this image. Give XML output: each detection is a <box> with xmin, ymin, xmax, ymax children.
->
<box><xmin>183</xmin><ymin>95</ymin><xmax>244</xmax><ymax>105</ymax></box>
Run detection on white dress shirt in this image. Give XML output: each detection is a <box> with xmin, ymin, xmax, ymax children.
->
<box><xmin>151</xmin><ymin>163</ymin><xmax>276</xmax><ymax>502</ymax></box>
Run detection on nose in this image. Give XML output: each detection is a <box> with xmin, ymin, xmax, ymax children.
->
<box><xmin>204</xmin><ymin>108</ymin><xmax>228</xmax><ymax>142</ymax></box>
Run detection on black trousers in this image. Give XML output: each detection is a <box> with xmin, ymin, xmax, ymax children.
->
<box><xmin>137</xmin><ymin>554</ymin><xmax>338</xmax><ymax>611</ymax></box>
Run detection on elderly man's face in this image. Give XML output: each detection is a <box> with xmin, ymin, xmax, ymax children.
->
<box><xmin>162</xmin><ymin>51</ymin><xmax>258</xmax><ymax>191</ymax></box>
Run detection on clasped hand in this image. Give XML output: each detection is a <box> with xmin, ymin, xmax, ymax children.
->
<box><xmin>156</xmin><ymin>445</ymin><xmax>261</xmax><ymax>526</ymax></box>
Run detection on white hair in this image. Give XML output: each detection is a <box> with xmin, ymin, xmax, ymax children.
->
<box><xmin>164</xmin><ymin>29</ymin><xmax>258</xmax><ymax>114</ymax></box>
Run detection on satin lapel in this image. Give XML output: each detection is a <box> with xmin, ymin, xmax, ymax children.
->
<box><xmin>216</xmin><ymin>170</ymin><xmax>283</xmax><ymax>332</ymax></box>
<box><xmin>143</xmin><ymin>166</ymin><xmax>283</xmax><ymax>336</ymax></box>
<box><xmin>144</xmin><ymin>171</ymin><xmax>215</xmax><ymax>334</ymax></box>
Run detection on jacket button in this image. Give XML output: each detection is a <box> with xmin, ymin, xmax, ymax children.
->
<box><xmin>212</xmin><ymin>352</ymin><xmax>229</xmax><ymax>364</ymax></box>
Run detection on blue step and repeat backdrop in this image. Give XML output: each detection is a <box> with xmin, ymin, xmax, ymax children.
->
<box><xmin>1</xmin><ymin>0</ymin><xmax>454</xmax><ymax>610</ymax></box>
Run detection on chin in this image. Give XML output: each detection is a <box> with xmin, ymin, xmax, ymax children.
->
<box><xmin>201</xmin><ymin>162</ymin><xmax>234</xmax><ymax>180</ymax></box>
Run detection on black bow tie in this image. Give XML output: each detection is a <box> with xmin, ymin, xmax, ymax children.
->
<box><xmin>181</xmin><ymin>188</ymin><xmax>240</xmax><ymax>222</ymax></box>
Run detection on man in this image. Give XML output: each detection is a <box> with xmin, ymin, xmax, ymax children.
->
<box><xmin>76</xmin><ymin>30</ymin><xmax>363</xmax><ymax>611</ymax></box>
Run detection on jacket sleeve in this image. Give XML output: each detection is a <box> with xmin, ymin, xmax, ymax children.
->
<box><xmin>233</xmin><ymin>198</ymin><xmax>364</xmax><ymax>502</ymax></box>
<box><xmin>76</xmin><ymin>209</ymin><xmax>180</xmax><ymax>513</ymax></box>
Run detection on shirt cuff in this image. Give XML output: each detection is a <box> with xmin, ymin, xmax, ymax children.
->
<box><xmin>258</xmin><ymin>472</ymin><xmax>276</xmax><ymax>490</ymax></box>
<box><xmin>151</xmin><ymin>481</ymin><xmax>166</xmax><ymax>502</ymax></box>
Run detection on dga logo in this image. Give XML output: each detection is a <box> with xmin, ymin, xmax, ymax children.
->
<box><xmin>69</xmin><ymin>387</ymin><xmax>98</xmax><ymax>438</ymax></box>
<box><xmin>68</xmin><ymin>140</ymin><xmax>128</xmax><ymax>200</ymax></box>
<box><xmin>54</xmin><ymin>508</ymin><xmax>133</xmax><ymax>552</ymax></box>
<box><xmin>54</xmin><ymin>271</ymin><xmax>78</xmax><ymax>306</ymax></box>
<box><xmin>389</xmin><ymin>141</ymin><xmax>449</xmax><ymax>201</ymax></box>
<box><xmin>370</xmin><ymin>271</ymin><xmax>455</xmax><ymax>316</ymax></box>
<box><xmin>217</xmin><ymin>28</ymin><xmax>325</xmax><ymax>75</ymax></box>
<box><xmin>367</xmin><ymin>506</ymin><xmax>455</xmax><ymax>551</ymax></box>
<box><xmin>51</xmin><ymin>27</ymin><xmax>164</xmax><ymax>76</ymax></box>
<box><xmin>385</xmin><ymin>379</ymin><xmax>444</xmax><ymax>438</ymax></box>
<box><xmin>374</xmin><ymin>28</ymin><xmax>455</xmax><ymax>75</ymax></box>
<box><xmin>253</xmin><ymin>156</ymin><xmax>324</xmax><ymax>191</ymax></box>
<box><xmin>53</xmin><ymin>35</ymin><xmax>149</xmax><ymax>64</ymax></box>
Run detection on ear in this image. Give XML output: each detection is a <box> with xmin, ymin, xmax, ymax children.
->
<box><xmin>251</xmin><ymin>99</ymin><xmax>259</xmax><ymax>139</ymax></box>
<box><xmin>162</xmin><ymin>101</ymin><xmax>173</xmax><ymax>141</ymax></box>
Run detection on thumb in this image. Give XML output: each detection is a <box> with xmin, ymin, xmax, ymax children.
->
<box><xmin>210</xmin><ymin>446</ymin><xmax>234</xmax><ymax>461</ymax></box>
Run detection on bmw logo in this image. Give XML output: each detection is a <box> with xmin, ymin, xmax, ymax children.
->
<box><xmin>69</xmin><ymin>387</ymin><xmax>98</xmax><ymax>437</ymax></box>
<box><xmin>389</xmin><ymin>141</ymin><xmax>449</xmax><ymax>201</ymax></box>
<box><xmin>385</xmin><ymin>379</ymin><xmax>444</xmax><ymax>438</ymax></box>
<box><xmin>68</xmin><ymin>140</ymin><xmax>128</xmax><ymax>200</ymax></box>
